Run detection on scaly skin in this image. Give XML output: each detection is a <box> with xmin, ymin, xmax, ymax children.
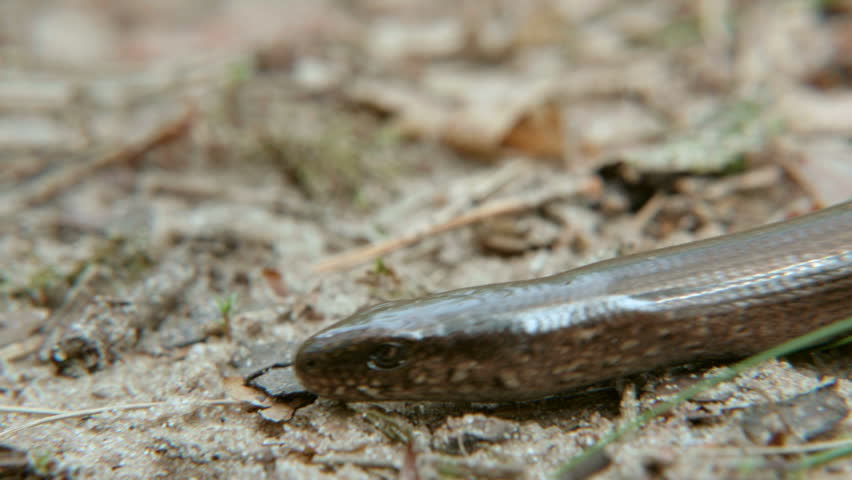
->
<box><xmin>296</xmin><ymin>201</ymin><xmax>852</xmax><ymax>402</ymax></box>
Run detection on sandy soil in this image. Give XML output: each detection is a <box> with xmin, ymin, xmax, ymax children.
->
<box><xmin>1</xmin><ymin>1</ymin><xmax>850</xmax><ymax>479</ymax></box>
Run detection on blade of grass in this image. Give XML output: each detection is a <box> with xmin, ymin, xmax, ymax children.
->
<box><xmin>789</xmin><ymin>438</ymin><xmax>852</xmax><ymax>472</ymax></box>
<box><xmin>552</xmin><ymin>315</ymin><xmax>852</xmax><ymax>479</ymax></box>
<box><xmin>0</xmin><ymin>406</ymin><xmax>69</xmax><ymax>416</ymax></box>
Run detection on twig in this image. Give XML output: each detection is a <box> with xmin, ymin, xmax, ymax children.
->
<box><xmin>0</xmin><ymin>399</ymin><xmax>240</xmax><ymax>438</ymax></box>
<box><xmin>0</xmin><ymin>406</ymin><xmax>69</xmax><ymax>416</ymax></box>
<box><xmin>370</xmin><ymin>160</ymin><xmax>530</xmax><ymax>241</ymax></box>
<box><xmin>0</xmin><ymin>105</ymin><xmax>194</xmax><ymax>216</ymax></box>
<box><xmin>313</xmin><ymin>176</ymin><xmax>600</xmax><ymax>273</ymax></box>
<box><xmin>0</xmin><ymin>335</ymin><xmax>44</xmax><ymax>362</ymax></box>
<box><xmin>629</xmin><ymin>191</ymin><xmax>665</xmax><ymax>234</ymax></box>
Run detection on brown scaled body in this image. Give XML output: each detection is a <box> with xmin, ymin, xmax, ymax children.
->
<box><xmin>296</xmin><ymin>201</ymin><xmax>852</xmax><ymax>402</ymax></box>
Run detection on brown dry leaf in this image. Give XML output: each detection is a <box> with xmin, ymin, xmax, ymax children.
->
<box><xmin>223</xmin><ymin>375</ymin><xmax>303</xmax><ymax>423</ymax></box>
<box><xmin>260</xmin><ymin>267</ymin><xmax>289</xmax><ymax>298</ymax></box>
<box><xmin>222</xmin><ymin>376</ymin><xmax>273</xmax><ymax>409</ymax></box>
<box><xmin>348</xmin><ymin>70</ymin><xmax>562</xmax><ymax>157</ymax></box>
<box><xmin>434</xmin><ymin>71</ymin><xmax>560</xmax><ymax>157</ymax></box>
<box><xmin>501</xmin><ymin>101</ymin><xmax>564</xmax><ymax>157</ymax></box>
<box><xmin>346</xmin><ymin>79</ymin><xmax>449</xmax><ymax>139</ymax></box>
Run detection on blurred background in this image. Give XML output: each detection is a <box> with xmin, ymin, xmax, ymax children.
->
<box><xmin>1</xmin><ymin>1</ymin><xmax>851</xmax><ymax>479</ymax></box>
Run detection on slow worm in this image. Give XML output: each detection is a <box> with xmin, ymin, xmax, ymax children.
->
<box><xmin>295</xmin><ymin>201</ymin><xmax>852</xmax><ymax>402</ymax></box>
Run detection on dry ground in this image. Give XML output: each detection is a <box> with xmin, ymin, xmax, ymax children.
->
<box><xmin>1</xmin><ymin>1</ymin><xmax>850</xmax><ymax>479</ymax></box>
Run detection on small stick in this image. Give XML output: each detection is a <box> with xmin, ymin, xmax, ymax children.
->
<box><xmin>0</xmin><ymin>106</ymin><xmax>194</xmax><ymax>216</ymax></box>
<box><xmin>0</xmin><ymin>399</ymin><xmax>240</xmax><ymax>438</ymax></box>
<box><xmin>0</xmin><ymin>406</ymin><xmax>69</xmax><ymax>416</ymax></box>
<box><xmin>629</xmin><ymin>191</ymin><xmax>665</xmax><ymax>234</ymax></box>
<box><xmin>312</xmin><ymin>176</ymin><xmax>601</xmax><ymax>273</ymax></box>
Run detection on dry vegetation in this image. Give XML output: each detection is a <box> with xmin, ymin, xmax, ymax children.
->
<box><xmin>1</xmin><ymin>1</ymin><xmax>851</xmax><ymax>479</ymax></box>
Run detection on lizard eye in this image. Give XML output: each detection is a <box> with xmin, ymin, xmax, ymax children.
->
<box><xmin>367</xmin><ymin>342</ymin><xmax>409</xmax><ymax>371</ymax></box>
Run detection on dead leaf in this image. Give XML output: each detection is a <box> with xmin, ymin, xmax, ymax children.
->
<box><xmin>348</xmin><ymin>70</ymin><xmax>561</xmax><ymax>157</ymax></box>
<box><xmin>502</xmin><ymin>102</ymin><xmax>564</xmax><ymax>157</ymax></box>
<box><xmin>224</xmin><ymin>373</ymin><xmax>310</xmax><ymax>423</ymax></box>
<box><xmin>346</xmin><ymin>80</ymin><xmax>449</xmax><ymax>139</ymax></box>
<box><xmin>437</xmin><ymin>72</ymin><xmax>559</xmax><ymax>157</ymax></box>
<box><xmin>223</xmin><ymin>376</ymin><xmax>273</xmax><ymax>408</ymax></box>
<box><xmin>261</xmin><ymin>267</ymin><xmax>289</xmax><ymax>298</ymax></box>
